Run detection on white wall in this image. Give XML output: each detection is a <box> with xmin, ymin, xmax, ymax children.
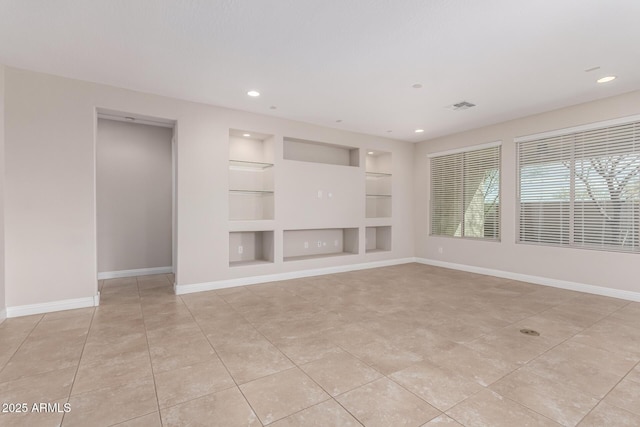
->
<box><xmin>414</xmin><ymin>89</ymin><xmax>640</xmax><ymax>294</ymax></box>
<box><xmin>96</xmin><ymin>119</ymin><xmax>173</xmax><ymax>273</ymax></box>
<box><xmin>0</xmin><ymin>65</ymin><xmax>6</xmax><ymax>320</ymax></box>
<box><xmin>4</xmin><ymin>67</ymin><xmax>414</xmax><ymax>309</ymax></box>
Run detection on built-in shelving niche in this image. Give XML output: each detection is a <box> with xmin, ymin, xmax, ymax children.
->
<box><xmin>229</xmin><ymin>231</ymin><xmax>274</xmax><ymax>267</ymax></box>
<box><xmin>283</xmin><ymin>228</ymin><xmax>359</xmax><ymax>262</ymax></box>
<box><xmin>365</xmin><ymin>150</ymin><xmax>392</xmax><ymax>218</ymax></box>
<box><xmin>365</xmin><ymin>226</ymin><xmax>392</xmax><ymax>253</ymax></box>
<box><xmin>229</xmin><ymin>130</ymin><xmax>274</xmax><ymax>220</ymax></box>
<box><xmin>284</xmin><ymin>137</ymin><xmax>359</xmax><ymax>167</ymax></box>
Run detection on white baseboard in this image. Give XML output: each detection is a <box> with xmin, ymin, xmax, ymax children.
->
<box><xmin>416</xmin><ymin>258</ymin><xmax>640</xmax><ymax>302</ymax></box>
<box><xmin>175</xmin><ymin>258</ymin><xmax>415</xmax><ymax>295</ymax></box>
<box><xmin>98</xmin><ymin>266</ymin><xmax>173</xmax><ymax>280</ymax></box>
<box><xmin>6</xmin><ymin>293</ymin><xmax>101</xmax><ymax>318</ymax></box>
<box><xmin>0</xmin><ymin>308</ymin><xmax>6</xmax><ymax>324</ymax></box>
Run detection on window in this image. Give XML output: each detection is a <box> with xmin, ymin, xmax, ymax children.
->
<box><xmin>518</xmin><ymin>119</ymin><xmax>640</xmax><ymax>253</ymax></box>
<box><xmin>430</xmin><ymin>143</ymin><xmax>501</xmax><ymax>240</ymax></box>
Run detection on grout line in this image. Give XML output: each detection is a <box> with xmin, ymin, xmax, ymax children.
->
<box><xmin>0</xmin><ymin>314</ymin><xmax>46</xmax><ymax>379</ymax></box>
<box><xmin>136</xmin><ymin>276</ymin><xmax>164</xmax><ymax>425</ymax></box>
<box><xmin>60</xmin><ymin>307</ymin><xmax>97</xmax><ymax>425</ymax></box>
<box><xmin>178</xmin><ymin>291</ymin><xmax>266</xmax><ymax>426</ymax></box>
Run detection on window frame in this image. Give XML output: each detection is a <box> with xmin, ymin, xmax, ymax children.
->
<box><xmin>428</xmin><ymin>141</ymin><xmax>502</xmax><ymax>241</ymax></box>
<box><xmin>515</xmin><ymin>115</ymin><xmax>640</xmax><ymax>253</ymax></box>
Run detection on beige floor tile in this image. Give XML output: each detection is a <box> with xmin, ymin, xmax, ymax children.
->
<box><xmin>161</xmin><ymin>387</ymin><xmax>260</xmax><ymax>427</ymax></box>
<box><xmin>0</xmin><ymin>330</ymin><xmax>87</xmax><ymax>382</ymax></box>
<box><xmin>578</xmin><ymin>401</ymin><xmax>640</xmax><ymax>426</ymax></box>
<box><xmin>80</xmin><ymin>331</ymin><xmax>149</xmax><ymax>364</ymax></box>
<box><xmin>72</xmin><ymin>351</ymin><xmax>153</xmax><ymax>395</ymax></box>
<box><xmin>154</xmin><ymin>358</ymin><xmax>235</xmax><ymax>408</ymax></box>
<box><xmin>3</xmin><ymin>265</ymin><xmax>640</xmax><ymax>426</ymax></box>
<box><xmin>42</xmin><ymin>307</ymin><xmax>95</xmax><ymax>321</ymax></box>
<box><xmin>300</xmin><ymin>350</ymin><xmax>382</xmax><ymax>396</ymax></box>
<box><xmin>421</xmin><ymin>414</ymin><xmax>463</xmax><ymax>426</ymax></box>
<box><xmin>340</xmin><ymin>338</ymin><xmax>423</xmax><ymax>375</ymax></box>
<box><xmin>0</xmin><ymin>367</ymin><xmax>76</xmax><ymax>404</ymax></box>
<box><xmin>391</xmin><ymin>360</ymin><xmax>484</xmax><ymax>411</ymax></box>
<box><xmin>0</xmin><ymin>398</ymin><xmax>67</xmax><ymax>427</ymax></box>
<box><xmin>626</xmin><ymin>364</ymin><xmax>640</xmax><ymax>383</ymax></box>
<box><xmin>113</xmin><ymin>411</ymin><xmax>162</xmax><ymax>426</ymax></box>
<box><xmin>571</xmin><ymin>319</ymin><xmax>640</xmax><ymax>356</ymax></box>
<box><xmin>603</xmin><ymin>377</ymin><xmax>640</xmax><ymax>416</ymax></box>
<box><xmin>269</xmin><ymin>331</ymin><xmax>343</xmax><ymax>365</ymax></box>
<box><xmin>446</xmin><ymin>389</ymin><xmax>560</xmax><ymax>427</ymax></box>
<box><xmin>465</xmin><ymin>327</ymin><xmax>559</xmax><ymax>365</ymax></box>
<box><xmin>63</xmin><ymin>377</ymin><xmax>157</xmax><ymax>427</ymax></box>
<box><xmin>510</xmin><ymin>313</ymin><xmax>585</xmax><ymax>342</ymax></box>
<box><xmin>148</xmin><ymin>332</ymin><xmax>218</xmax><ymax>373</ymax></box>
<box><xmin>270</xmin><ymin>399</ymin><xmax>362</xmax><ymax>427</ymax></box>
<box><xmin>426</xmin><ymin>343</ymin><xmax>517</xmax><ymax>387</ymax></box>
<box><xmin>240</xmin><ymin>367</ymin><xmax>330</xmax><ymax>424</ymax></box>
<box><xmin>490</xmin><ymin>367</ymin><xmax>599</xmax><ymax>425</ymax></box>
<box><xmin>215</xmin><ymin>337</ymin><xmax>294</xmax><ymax>384</ymax></box>
<box><xmin>336</xmin><ymin>378</ymin><xmax>440</xmax><ymax>427</ymax></box>
<box><xmin>527</xmin><ymin>340</ymin><xmax>637</xmax><ymax>398</ymax></box>
<box><xmin>137</xmin><ymin>274</ymin><xmax>171</xmax><ymax>282</ymax></box>
<box><xmin>608</xmin><ymin>303</ymin><xmax>640</xmax><ymax>328</ymax></box>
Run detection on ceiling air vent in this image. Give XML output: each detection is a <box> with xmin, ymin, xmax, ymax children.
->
<box><xmin>447</xmin><ymin>101</ymin><xmax>476</xmax><ymax>111</ymax></box>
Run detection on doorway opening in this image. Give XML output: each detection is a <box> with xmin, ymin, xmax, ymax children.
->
<box><xmin>95</xmin><ymin>109</ymin><xmax>177</xmax><ymax>288</ymax></box>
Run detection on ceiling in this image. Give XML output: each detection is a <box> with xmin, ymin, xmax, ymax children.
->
<box><xmin>1</xmin><ymin>0</ymin><xmax>640</xmax><ymax>142</ymax></box>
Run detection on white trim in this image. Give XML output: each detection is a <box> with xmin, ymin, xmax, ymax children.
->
<box><xmin>0</xmin><ymin>308</ymin><xmax>6</xmax><ymax>324</ymax></box>
<box><xmin>514</xmin><ymin>114</ymin><xmax>640</xmax><ymax>143</ymax></box>
<box><xmin>415</xmin><ymin>258</ymin><xmax>640</xmax><ymax>302</ymax></box>
<box><xmin>427</xmin><ymin>141</ymin><xmax>502</xmax><ymax>158</ymax></box>
<box><xmin>6</xmin><ymin>293</ymin><xmax>101</xmax><ymax>318</ymax></box>
<box><xmin>98</xmin><ymin>266</ymin><xmax>173</xmax><ymax>280</ymax></box>
<box><xmin>176</xmin><ymin>258</ymin><xmax>415</xmax><ymax>295</ymax></box>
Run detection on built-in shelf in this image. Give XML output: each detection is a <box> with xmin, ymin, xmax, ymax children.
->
<box><xmin>229</xmin><ymin>231</ymin><xmax>274</xmax><ymax>267</ymax></box>
<box><xmin>229</xmin><ymin>190</ymin><xmax>274</xmax><ymax>195</ymax></box>
<box><xmin>284</xmin><ymin>252</ymin><xmax>357</xmax><ymax>262</ymax></box>
<box><xmin>284</xmin><ymin>137</ymin><xmax>359</xmax><ymax>167</ymax></box>
<box><xmin>366</xmin><ymin>226</ymin><xmax>392</xmax><ymax>253</ymax></box>
<box><xmin>366</xmin><ymin>150</ymin><xmax>392</xmax><ymax>219</ymax></box>
<box><xmin>283</xmin><ymin>228</ymin><xmax>359</xmax><ymax>261</ymax></box>
<box><xmin>229</xmin><ymin>129</ymin><xmax>274</xmax><ymax>221</ymax></box>
<box><xmin>229</xmin><ymin>159</ymin><xmax>274</xmax><ymax>169</ymax></box>
<box><xmin>366</xmin><ymin>171</ymin><xmax>392</xmax><ymax>178</ymax></box>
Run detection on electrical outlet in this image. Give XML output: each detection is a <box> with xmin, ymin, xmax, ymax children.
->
<box><xmin>317</xmin><ymin>240</ymin><xmax>322</xmax><ymax>248</ymax></box>
<box><xmin>304</xmin><ymin>241</ymin><xmax>309</xmax><ymax>249</ymax></box>
<box><xmin>238</xmin><ymin>246</ymin><xmax>243</xmax><ymax>254</ymax></box>
<box><xmin>328</xmin><ymin>192</ymin><xmax>333</xmax><ymax>198</ymax></box>
<box><xmin>317</xmin><ymin>190</ymin><xmax>323</xmax><ymax>198</ymax></box>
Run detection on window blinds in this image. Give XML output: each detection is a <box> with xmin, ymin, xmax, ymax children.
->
<box><xmin>518</xmin><ymin>120</ymin><xmax>640</xmax><ymax>253</ymax></box>
<box><xmin>431</xmin><ymin>145</ymin><xmax>501</xmax><ymax>240</ymax></box>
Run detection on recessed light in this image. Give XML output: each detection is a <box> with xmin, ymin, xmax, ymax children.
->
<box><xmin>368</xmin><ymin>151</ymin><xmax>374</xmax><ymax>155</ymax></box>
<box><xmin>415</xmin><ymin>129</ymin><xmax>425</xmax><ymax>133</ymax></box>
<box><xmin>412</xmin><ymin>83</ymin><xmax>423</xmax><ymax>89</ymax></box>
<box><xmin>243</xmin><ymin>133</ymin><xmax>251</xmax><ymax>137</ymax></box>
<box><xmin>386</xmin><ymin>130</ymin><xmax>392</xmax><ymax>133</ymax></box>
<box><xmin>336</xmin><ymin>119</ymin><xmax>343</xmax><ymax>123</ymax></box>
<box><xmin>597</xmin><ymin>76</ymin><xmax>616</xmax><ymax>83</ymax></box>
<box><xmin>247</xmin><ymin>90</ymin><xmax>260</xmax><ymax>97</ymax></box>
<box><xmin>124</xmin><ymin>116</ymin><xmax>135</xmax><ymax>121</ymax></box>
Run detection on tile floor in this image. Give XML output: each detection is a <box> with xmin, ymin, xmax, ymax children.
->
<box><xmin>0</xmin><ymin>263</ymin><xmax>639</xmax><ymax>426</ymax></box>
